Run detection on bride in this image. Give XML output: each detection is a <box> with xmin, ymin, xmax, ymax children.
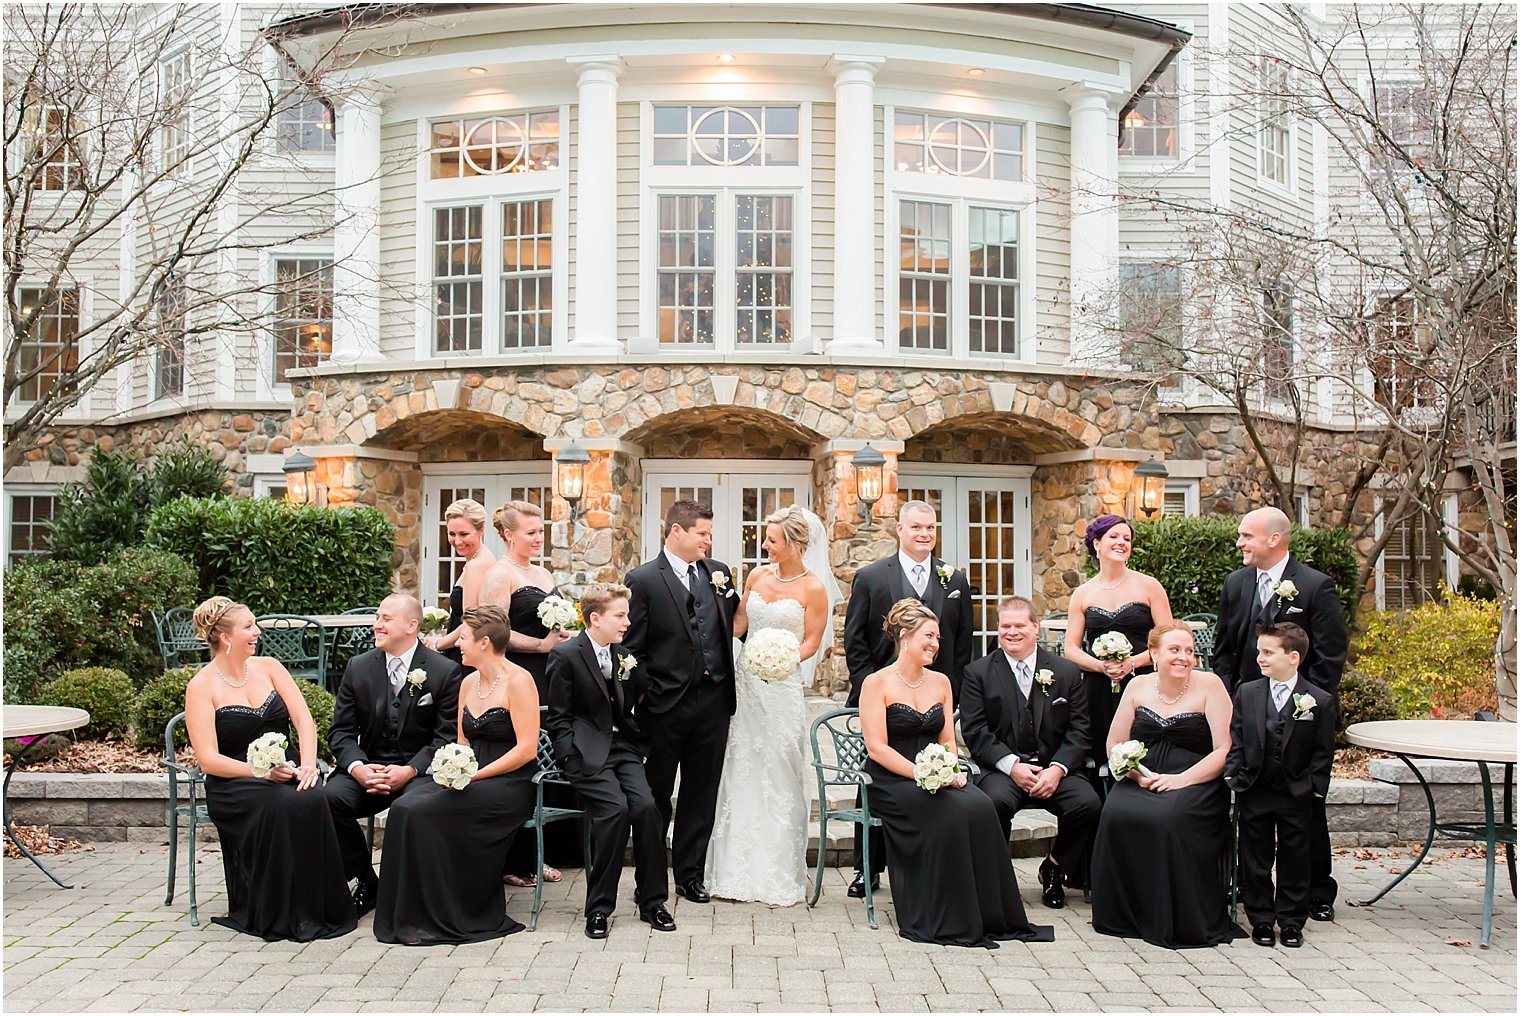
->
<box><xmin>705</xmin><ymin>504</ymin><xmax>841</xmax><ymax>905</ymax></box>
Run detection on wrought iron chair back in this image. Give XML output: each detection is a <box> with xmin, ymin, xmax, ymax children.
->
<box><xmin>1183</xmin><ymin>612</ymin><xmax>1218</xmax><ymax>672</ymax></box>
<box><xmin>154</xmin><ymin>607</ymin><xmax>208</xmax><ymax>671</ymax></box>
<box><xmin>161</xmin><ymin>712</ymin><xmax>211</xmax><ymax>926</ymax></box>
<box><xmin>335</xmin><ymin>606</ymin><xmax>378</xmax><ymax>655</ymax></box>
<box><xmin>523</xmin><ymin>707</ymin><xmax>590</xmax><ymax>930</ymax></box>
<box><xmin>255</xmin><ymin>614</ymin><xmax>328</xmax><ymax>689</ymax></box>
<box><xmin>1040</xmin><ymin>610</ymin><xmax>1068</xmax><ymax>657</ymax></box>
<box><xmin>808</xmin><ymin>707</ymin><xmax>883</xmax><ymax>928</ymax></box>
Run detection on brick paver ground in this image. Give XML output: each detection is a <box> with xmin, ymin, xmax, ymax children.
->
<box><xmin>3</xmin><ymin>843</ymin><xmax>1514</xmax><ymax>1012</ymax></box>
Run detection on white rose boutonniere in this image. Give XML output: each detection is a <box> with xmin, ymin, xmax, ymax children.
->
<box><xmin>1034</xmin><ymin>668</ymin><xmax>1055</xmax><ymax>696</ymax></box>
<box><xmin>1292</xmin><ymin>692</ymin><xmax>1316</xmax><ymax>720</ymax></box>
<box><xmin>617</xmin><ymin>654</ymin><xmax>637</xmax><ymax>681</ymax></box>
<box><xmin>406</xmin><ymin>667</ymin><xmax>427</xmax><ymax>697</ymax></box>
<box><xmin>936</xmin><ymin>564</ymin><xmax>953</xmax><ymax>588</ymax></box>
<box><xmin>711</xmin><ymin>571</ymin><xmax>736</xmax><ymax>598</ymax></box>
<box><xmin>1274</xmin><ymin>579</ymin><xmax>1299</xmax><ymax>602</ymax></box>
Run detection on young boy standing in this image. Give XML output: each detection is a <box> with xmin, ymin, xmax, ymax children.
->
<box><xmin>1224</xmin><ymin>621</ymin><xmax>1335</xmax><ymax>947</ymax></box>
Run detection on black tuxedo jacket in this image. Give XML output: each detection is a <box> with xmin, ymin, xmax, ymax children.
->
<box><xmin>545</xmin><ymin>632</ymin><xmax>644</xmax><ymax>775</ymax></box>
<box><xmin>1224</xmin><ymin>678</ymin><xmax>1336</xmax><ymax>798</ymax></box>
<box><xmin>623</xmin><ymin>553</ymin><xmax>738</xmax><ymax>716</ymax></box>
<box><xmin>1212</xmin><ymin>555</ymin><xmax>1347</xmax><ymax>696</ymax></box>
<box><xmin>843</xmin><ymin>553</ymin><xmax>974</xmax><ymax>706</ymax></box>
<box><xmin>328</xmin><ymin>642</ymin><xmax>461</xmax><ymax>774</ymax></box>
<box><xmin>960</xmin><ymin>647</ymin><xmax>1090</xmax><ymax>777</ymax></box>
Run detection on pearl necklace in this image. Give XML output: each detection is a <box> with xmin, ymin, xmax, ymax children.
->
<box><xmin>214</xmin><ymin>657</ymin><xmax>250</xmax><ymax>689</ymax></box>
<box><xmin>894</xmin><ymin>664</ymin><xmax>926</xmax><ymax>690</ymax></box>
<box><xmin>1157</xmin><ymin>672</ymin><xmax>1192</xmax><ymax>706</ymax></box>
<box><xmin>476</xmin><ymin>665</ymin><xmax>507</xmax><ymax>701</ymax></box>
<box><xmin>1096</xmin><ymin>569</ymin><xmax>1127</xmax><ymax>591</ymax></box>
<box><xmin>773</xmin><ymin>564</ymin><xmax>809</xmax><ymax>583</ymax></box>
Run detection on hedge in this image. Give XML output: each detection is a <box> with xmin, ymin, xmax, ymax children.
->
<box><xmin>133</xmin><ymin>667</ymin><xmax>197</xmax><ymax>750</ymax></box>
<box><xmin>38</xmin><ymin>668</ymin><xmax>136</xmax><ymax>740</ymax></box>
<box><xmin>145</xmin><ymin>496</ymin><xmax>395</xmax><ymax>616</ymax></box>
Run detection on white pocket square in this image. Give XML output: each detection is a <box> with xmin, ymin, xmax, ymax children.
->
<box><xmin>1286</xmin><ymin>606</ymin><xmax>1304</xmax><ymax>614</ymax></box>
<box><xmin>417</xmin><ymin>693</ymin><xmax>434</xmax><ymax>707</ymax></box>
<box><xmin>947</xmin><ymin>590</ymin><xmax>962</xmax><ymax>599</ymax></box>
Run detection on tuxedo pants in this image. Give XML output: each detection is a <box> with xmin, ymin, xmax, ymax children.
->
<box><xmin>572</xmin><ymin>743</ymin><xmax>668</xmax><ymax>915</ymax></box>
<box><xmin>1238</xmin><ymin>784</ymin><xmax>1313</xmax><ymax>930</ymax></box>
<box><xmin>975</xmin><ymin>768</ymin><xmax>1102</xmax><ymax>880</ymax></box>
<box><xmin>1310</xmin><ymin>698</ymin><xmax>1339</xmax><ymax>904</ymax></box>
<box><xmin>642</xmin><ymin>678</ymin><xmax>731</xmax><ymax>884</ymax></box>
<box><xmin>323</xmin><ymin>770</ymin><xmax>415</xmax><ymax>883</ymax></box>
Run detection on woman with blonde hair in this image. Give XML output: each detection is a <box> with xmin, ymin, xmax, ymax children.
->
<box><xmin>425</xmin><ymin>498</ymin><xmax>496</xmax><ymax>669</ymax></box>
<box><xmin>182</xmin><ymin>596</ymin><xmax>355</xmax><ymax>940</ymax></box>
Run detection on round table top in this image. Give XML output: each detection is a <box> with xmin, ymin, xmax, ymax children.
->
<box><xmin>4</xmin><ymin>706</ymin><xmax>91</xmax><ymax>740</ymax></box>
<box><xmin>1345</xmin><ymin>720</ymin><xmax>1517</xmax><ymax>764</ymax></box>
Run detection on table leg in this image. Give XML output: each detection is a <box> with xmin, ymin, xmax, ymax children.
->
<box><xmin>1479</xmin><ymin>762</ymin><xmax>1497</xmax><ymax>948</ymax></box>
<box><xmin>1355</xmin><ymin>752</ymin><xmax>1435</xmax><ymax>908</ymax></box>
<box><xmin>1505</xmin><ymin>763</ymin><xmax>1516</xmax><ymax>897</ymax></box>
<box><xmin>3</xmin><ymin>737</ymin><xmax>73</xmax><ymax>889</ymax></box>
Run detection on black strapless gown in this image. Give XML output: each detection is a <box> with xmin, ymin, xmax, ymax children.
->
<box><xmin>203</xmin><ymin>691</ymin><xmax>356</xmax><ymax>941</ymax></box>
<box><xmin>373</xmin><ymin>707</ymin><xmax>538</xmax><ymax>945</ymax></box>
<box><xmin>1090</xmin><ymin>707</ymin><xmax>1242</xmax><ymax>948</ymax></box>
<box><xmin>441</xmin><ymin>584</ymin><xmax>466</xmax><ymax>671</ymax></box>
<box><xmin>1082</xmin><ymin>601</ymin><xmax>1155</xmax><ymax>770</ymax></box>
<box><xmin>865</xmin><ymin>702</ymin><xmax>1054</xmax><ymax>948</ymax></box>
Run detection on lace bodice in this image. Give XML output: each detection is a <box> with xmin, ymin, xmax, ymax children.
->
<box><xmin>745</xmin><ymin>592</ymin><xmax>807</xmax><ymax>640</ymax></box>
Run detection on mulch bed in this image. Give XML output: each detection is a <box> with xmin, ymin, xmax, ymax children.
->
<box><xmin>1331</xmin><ymin>745</ymin><xmax>1393</xmax><ymax>781</ymax></box>
<box><xmin>2</xmin><ymin>825</ymin><xmax>95</xmax><ymax>858</ymax></box>
<box><xmin>3</xmin><ymin>739</ymin><xmax>193</xmax><ymax>774</ymax></box>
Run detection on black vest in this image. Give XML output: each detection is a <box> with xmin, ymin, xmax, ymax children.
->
<box><xmin>687</xmin><ymin>566</ymin><xmax>730</xmax><ymax>681</ymax></box>
<box><xmin>1010</xmin><ymin>685</ymin><xmax>1039</xmax><ymax>762</ymax></box>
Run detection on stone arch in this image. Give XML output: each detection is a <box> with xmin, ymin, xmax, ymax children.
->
<box><xmin>623</xmin><ymin>404</ymin><xmax>827</xmax><ymax>458</ymax></box>
<box><xmin>902</xmin><ymin>410</ymin><xmax>1090</xmax><ymax>464</ymax></box>
<box><xmin>365</xmin><ymin>408</ymin><xmax>547</xmax><ymax>462</ymax></box>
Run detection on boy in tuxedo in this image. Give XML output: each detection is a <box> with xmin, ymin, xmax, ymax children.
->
<box><xmin>1224</xmin><ymin>622</ymin><xmax>1335</xmax><ymax>948</ymax></box>
<box><xmin>545</xmin><ymin>582</ymin><xmax>673</xmax><ymax>940</ymax></box>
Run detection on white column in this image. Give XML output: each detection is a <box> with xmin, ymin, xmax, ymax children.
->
<box><xmin>827</xmin><ymin>55</ymin><xmax>885</xmax><ymax>355</ymax></box>
<box><xmin>568</xmin><ymin>56</ymin><xmax>624</xmax><ymax>355</ymax></box>
<box><xmin>331</xmin><ymin>85</ymin><xmax>383</xmax><ymax>364</ymax></box>
<box><xmin>1062</xmin><ymin>83</ymin><xmax>1121</xmax><ymax>364</ymax></box>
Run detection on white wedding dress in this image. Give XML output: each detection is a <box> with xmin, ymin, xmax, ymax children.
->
<box><xmin>704</xmin><ymin>591</ymin><xmax>812</xmax><ymax>905</ymax></box>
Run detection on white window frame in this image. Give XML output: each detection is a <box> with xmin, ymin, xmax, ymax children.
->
<box><xmin>13</xmin><ymin>282</ymin><xmax>86</xmax><ymax>411</ymax></box>
<box><xmin>412</xmin><ymin>107</ymin><xmax>570</xmax><ymax>358</ymax></box>
<box><xmin>1115</xmin><ymin>252</ymin><xmax>1191</xmax><ymax>391</ymax></box>
<box><xmin>1162</xmin><ymin>479</ymin><xmax>1200</xmax><ymax>517</ymax></box>
<box><xmin>152</xmin><ymin>273</ymin><xmax>187</xmax><ymax>402</ymax></box>
<box><xmin>269</xmin><ymin>50</ymin><xmax>335</xmax><ymax>159</ymax></box>
<box><xmin>1260</xmin><ymin>281</ymin><xmax>1297</xmax><ymax>410</ymax></box>
<box><xmin>258</xmin><ymin>247</ymin><xmax>334</xmax><ymax>400</ymax></box>
<box><xmin>5</xmin><ymin>484</ymin><xmax>60</xmax><ymax>567</ymax></box>
<box><xmin>1257</xmin><ymin>59</ymin><xmax>1297</xmax><ymax>194</ymax></box>
<box><xmin>636</xmin><ymin>101</ymin><xmax>813</xmax><ymax>354</ymax></box>
<box><xmin>252</xmin><ymin>475</ymin><xmax>289</xmax><ymax>501</ymax></box>
<box><xmin>639</xmin><ymin>460</ymin><xmax>812</xmax><ymax>574</ymax></box>
<box><xmin>1373</xmin><ymin>493</ymin><xmax>1458</xmax><ymax>610</ymax></box>
<box><xmin>1119</xmin><ymin>32</ymin><xmax>1195</xmax><ymax>169</ymax></box>
<box><xmin>159</xmin><ymin>47</ymin><xmax>193</xmax><ymax>174</ymax></box>
<box><xmin>419</xmin><ymin>463</ymin><xmax>555</xmax><ymax>606</ymax></box>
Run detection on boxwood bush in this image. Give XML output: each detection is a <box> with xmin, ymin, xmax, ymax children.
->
<box><xmin>133</xmin><ymin>667</ymin><xmax>198</xmax><ymax>750</ymax></box>
<box><xmin>146</xmin><ymin>496</ymin><xmax>395</xmax><ymax>616</ymax></box>
<box><xmin>38</xmin><ymin>667</ymin><xmax>137</xmax><ymax>740</ymax></box>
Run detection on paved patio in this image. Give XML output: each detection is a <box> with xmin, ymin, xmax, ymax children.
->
<box><xmin>3</xmin><ymin>843</ymin><xmax>1514</xmax><ymax>1013</ymax></box>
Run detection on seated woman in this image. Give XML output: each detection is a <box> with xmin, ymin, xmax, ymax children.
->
<box><xmin>373</xmin><ymin>603</ymin><xmax>540</xmax><ymax>945</ymax></box>
<box><xmin>1090</xmin><ymin>622</ymin><xmax>1242</xmax><ymax>948</ymax></box>
<box><xmin>859</xmin><ymin>600</ymin><xmax>1053</xmax><ymax>948</ymax></box>
<box><xmin>184</xmin><ymin>596</ymin><xmax>355</xmax><ymax>942</ymax></box>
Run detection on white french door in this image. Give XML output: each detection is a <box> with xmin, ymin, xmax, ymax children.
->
<box><xmin>898</xmin><ymin>466</ymin><xmax>1034</xmax><ymax>658</ymax></box>
<box><xmin>641</xmin><ymin>460</ymin><xmax>812</xmax><ymax>586</ymax></box>
<box><xmin>420</xmin><ymin>464</ymin><xmax>553</xmax><ymax>609</ymax></box>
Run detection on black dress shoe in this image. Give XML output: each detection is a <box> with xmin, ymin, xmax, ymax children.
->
<box><xmin>1280</xmin><ymin>926</ymin><xmax>1303</xmax><ymax>948</ymax></box>
<box><xmin>1251</xmin><ymin>923</ymin><xmax>1276</xmax><ymax>947</ymax></box>
<box><xmin>674</xmin><ymin>879</ymin><xmax>711</xmax><ymax>903</ymax></box>
<box><xmin>847</xmin><ymin>872</ymin><xmax>880</xmax><ymax>898</ymax></box>
<box><xmin>1309</xmin><ymin>899</ymin><xmax>1335</xmax><ymax>922</ymax></box>
<box><xmin>1038</xmin><ymin>858</ymin><xmax>1066</xmax><ymax>909</ymax></box>
<box><xmin>584</xmin><ymin>912</ymin><xmax>609</xmax><ymax>940</ymax></box>
<box><xmin>352</xmin><ymin>878</ymin><xmax>378</xmax><ymax>918</ymax></box>
<box><xmin>640</xmin><ymin>905</ymin><xmax>677</xmax><ymax>932</ymax></box>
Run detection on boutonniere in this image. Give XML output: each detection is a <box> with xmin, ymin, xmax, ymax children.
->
<box><xmin>936</xmin><ymin>564</ymin><xmax>953</xmax><ymax>589</ymax></box>
<box><xmin>617</xmin><ymin>654</ymin><xmax>637</xmax><ymax>681</ymax></box>
<box><xmin>711</xmin><ymin>571</ymin><xmax>736</xmax><ymax>598</ymax></box>
<box><xmin>1034</xmin><ymin>669</ymin><xmax>1055</xmax><ymax>696</ymax></box>
<box><xmin>1274</xmin><ymin>579</ymin><xmax>1299</xmax><ymax>602</ymax></box>
<box><xmin>1292</xmin><ymin>692</ymin><xmax>1315</xmax><ymax>720</ymax></box>
<box><xmin>406</xmin><ymin>668</ymin><xmax>427</xmax><ymax>697</ymax></box>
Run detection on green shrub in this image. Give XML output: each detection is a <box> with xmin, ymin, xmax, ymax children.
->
<box><xmin>146</xmin><ymin>496</ymin><xmax>394</xmax><ymax>615</ymax></box>
<box><xmin>2</xmin><ymin>734</ymin><xmax>71</xmax><ymax>762</ymax></box>
<box><xmin>147</xmin><ymin>438</ymin><xmax>231</xmax><ymax>505</ymax></box>
<box><xmin>1336</xmin><ymin>668</ymin><xmax>1400</xmax><ymax>744</ymax></box>
<box><xmin>1118</xmin><ymin>515</ymin><xmax>1360</xmax><ymax>622</ymax></box>
<box><xmin>133</xmin><ymin>667</ymin><xmax>198</xmax><ymax>750</ymax></box>
<box><xmin>1352</xmin><ymin>592</ymin><xmax>1500</xmax><ymax>718</ymax></box>
<box><xmin>294</xmin><ymin>680</ymin><xmax>337</xmax><ymax>763</ymax></box>
<box><xmin>38</xmin><ymin>668</ymin><xmax>136</xmax><ymax>740</ymax></box>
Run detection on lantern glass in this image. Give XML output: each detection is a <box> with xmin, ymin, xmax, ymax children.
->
<box><xmin>856</xmin><ymin>466</ymin><xmax>883</xmax><ymax>505</ymax></box>
<box><xmin>558</xmin><ymin>463</ymin><xmax>585</xmax><ymax>502</ymax></box>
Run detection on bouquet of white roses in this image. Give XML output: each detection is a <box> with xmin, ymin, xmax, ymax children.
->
<box><xmin>428</xmin><ymin>742</ymin><xmax>479</xmax><ymax>790</ymax></box>
<box><xmin>1108</xmin><ymin>739</ymin><xmax>1155</xmax><ymax>781</ymax></box>
<box><xmin>420</xmin><ymin>605</ymin><xmax>449</xmax><ymax>635</ymax></box>
<box><xmin>246</xmin><ymin>732</ymin><xmax>291</xmax><ymax>778</ymax></box>
<box><xmin>743</xmin><ymin>627</ymin><xmax>802</xmax><ymax>683</ymax></box>
<box><xmin>913</xmin><ymin>742</ymin><xmax>961</xmax><ymax>794</ymax></box>
<box><xmin>1092</xmin><ymin>631</ymin><xmax>1135</xmax><ymax>694</ymax></box>
<box><xmin>537</xmin><ymin>595</ymin><xmax>583</xmax><ymax>632</ymax></box>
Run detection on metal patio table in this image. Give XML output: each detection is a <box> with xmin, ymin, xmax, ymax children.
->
<box><xmin>4</xmin><ymin>705</ymin><xmax>90</xmax><ymax>888</ymax></box>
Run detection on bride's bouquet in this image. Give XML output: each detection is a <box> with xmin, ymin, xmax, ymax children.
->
<box><xmin>913</xmin><ymin>742</ymin><xmax>961</xmax><ymax>794</ymax></box>
<box><xmin>1092</xmin><ymin>631</ymin><xmax>1134</xmax><ymax>694</ymax></box>
<box><xmin>744</xmin><ymin>628</ymin><xmax>802</xmax><ymax>683</ymax></box>
<box><xmin>428</xmin><ymin>743</ymin><xmax>478</xmax><ymax>790</ymax></box>
<box><xmin>537</xmin><ymin>595</ymin><xmax>583</xmax><ymax>632</ymax></box>
<box><xmin>1108</xmin><ymin>739</ymin><xmax>1156</xmax><ymax>781</ymax></box>
<box><xmin>246</xmin><ymin>732</ymin><xmax>290</xmax><ymax>778</ymax></box>
<box><xmin>420</xmin><ymin>605</ymin><xmax>449</xmax><ymax>635</ymax></box>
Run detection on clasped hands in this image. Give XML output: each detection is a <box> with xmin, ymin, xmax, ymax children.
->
<box><xmin>262</xmin><ymin>762</ymin><xmax>320</xmax><ymax>791</ymax></box>
<box><xmin>350</xmin><ymin>763</ymin><xmax>418</xmax><ymax>795</ymax></box>
<box><xmin>1008</xmin><ymin>760</ymin><xmax>1061</xmax><ymax>799</ymax></box>
<box><xmin>1136</xmin><ymin>771</ymin><xmax>1188</xmax><ymax>793</ymax></box>
<box><xmin>1101</xmin><ymin>655</ymin><xmax>1139</xmax><ymax>680</ymax></box>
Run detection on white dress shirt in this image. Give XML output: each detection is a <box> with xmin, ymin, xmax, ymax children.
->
<box><xmin>898</xmin><ymin>550</ymin><xmax>932</xmax><ymax>597</ymax></box>
<box><xmin>1257</xmin><ymin>556</ymin><xmax>1290</xmax><ymax>606</ymax></box>
<box><xmin>587</xmin><ymin>633</ymin><xmax>620</xmax><ymax>732</ymax></box>
<box><xmin>665</xmin><ymin>548</ymin><xmax>698</xmax><ymax>590</ymax></box>
<box><xmin>1270</xmin><ymin>673</ymin><xmax>1299</xmax><ymax>715</ymax></box>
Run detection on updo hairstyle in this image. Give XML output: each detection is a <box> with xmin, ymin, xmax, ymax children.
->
<box><xmin>445</xmin><ymin>497</ymin><xmax>488</xmax><ymax>532</ymax></box>
<box><xmin>493</xmin><ymin>499</ymin><xmax>543</xmax><ymax>539</ymax></box>
<box><xmin>1146</xmin><ymin>621</ymin><xmax>1196</xmax><ymax>655</ymax></box>
<box><xmin>194</xmin><ymin>595</ymin><xmax>247</xmax><ymax>652</ymax></box>
<box><xmin>883</xmin><ymin>599</ymin><xmax>939</xmax><ymax>645</ymax></box>
<box><xmin>765</xmin><ymin>505</ymin><xmax>811</xmax><ymax>554</ymax></box>
<box><xmin>460</xmin><ymin>603</ymin><xmax>513</xmax><ymax>653</ymax></box>
<box><xmin>1083</xmin><ymin>514</ymin><xmax>1131</xmax><ymax>560</ymax></box>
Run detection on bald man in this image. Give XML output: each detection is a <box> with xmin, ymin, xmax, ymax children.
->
<box><xmin>1213</xmin><ymin>506</ymin><xmax>1347</xmax><ymax>922</ymax></box>
<box><xmin>324</xmin><ymin>593</ymin><xmax>461</xmax><ymax>916</ymax></box>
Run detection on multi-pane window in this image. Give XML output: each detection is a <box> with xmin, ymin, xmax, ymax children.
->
<box><xmin>433</xmin><ymin>205</ymin><xmax>484</xmax><ymax>353</ymax></box>
<box><xmin>15</xmin><ymin>288</ymin><xmax>79</xmax><ymax>402</ymax></box>
<box><xmin>34</xmin><ymin>105</ymin><xmax>85</xmax><ymax>191</ymax></box>
<box><xmin>501</xmin><ymin>199</ymin><xmax>552</xmax><ymax>350</ymax></box>
<box><xmin>1119</xmin><ymin>262</ymin><xmax>1186</xmax><ymax>381</ymax></box>
<box><xmin>1120</xmin><ymin>61</ymin><xmax>1179</xmax><ymax>159</ymax></box>
<box><xmin>898</xmin><ymin>200</ymin><xmax>951</xmax><ymax>351</ymax></box>
<box><xmin>155</xmin><ymin>274</ymin><xmax>186</xmax><ymax>398</ymax></box>
<box><xmin>273</xmin><ymin>258</ymin><xmax>333</xmax><ymax>382</ymax></box>
<box><xmin>894</xmin><ymin>111</ymin><xmax>1024</xmax><ymax>182</ymax></box>
<box><xmin>656</xmin><ymin>195</ymin><xmax>717</xmax><ymax>344</ymax></box>
<box><xmin>734</xmin><ymin>196</ymin><xmax>793</xmax><ymax>345</ymax></box>
<box><xmin>430</xmin><ymin>111</ymin><xmax>560</xmax><ymax>178</ymax></box>
<box><xmin>160</xmin><ymin>51</ymin><xmax>192</xmax><ymax>169</ymax></box>
<box><xmin>6</xmin><ymin>493</ymin><xmax>57</xmax><ymax>567</ymax></box>
<box><xmin>1375</xmin><ymin>83</ymin><xmax>1434</xmax><ymax>165</ymax></box>
<box><xmin>967</xmin><ymin>207</ymin><xmax>1019</xmax><ymax>356</ymax></box>
<box><xmin>1261</xmin><ymin>282</ymin><xmax>1295</xmax><ymax>401</ymax></box>
<box><xmin>277</xmin><ymin>73</ymin><xmax>334</xmax><ymax>153</ymax></box>
<box><xmin>652</xmin><ymin>106</ymin><xmax>799</xmax><ymax>167</ymax></box>
<box><xmin>1370</xmin><ymin>296</ymin><xmax>1434</xmax><ymax>409</ymax></box>
<box><xmin>1258</xmin><ymin>60</ymin><xmax>1292</xmax><ymax>187</ymax></box>
<box><xmin>1381</xmin><ymin>509</ymin><xmax>1444</xmax><ymax>610</ymax></box>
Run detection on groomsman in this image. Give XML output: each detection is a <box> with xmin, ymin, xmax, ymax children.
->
<box><xmin>623</xmin><ymin>500</ymin><xmax>737</xmax><ymax>904</ymax></box>
<box><xmin>1212</xmin><ymin>506</ymin><xmax>1347</xmax><ymax>921</ymax></box>
<box><xmin>546</xmin><ymin>583</ymin><xmax>673</xmax><ymax>938</ymax></box>
<box><xmin>842</xmin><ymin>499</ymin><xmax>973</xmax><ymax>897</ymax></box>
<box><xmin>959</xmin><ymin>596</ymin><xmax>1100</xmax><ymax>908</ymax></box>
<box><xmin>324</xmin><ymin>594</ymin><xmax>461</xmax><ymax>916</ymax></box>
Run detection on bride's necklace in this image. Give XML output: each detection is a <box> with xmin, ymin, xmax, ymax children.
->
<box><xmin>1157</xmin><ymin>673</ymin><xmax>1191</xmax><ymax>706</ymax></box>
<box><xmin>476</xmin><ymin>666</ymin><xmax>507</xmax><ymax>700</ymax></box>
<box><xmin>1096</xmin><ymin>568</ymin><xmax>1127</xmax><ymax>590</ymax></box>
<box><xmin>214</xmin><ymin>657</ymin><xmax>249</xmax><ymax>689</ymax></box>
<box><xmin>773</xmin><ymin>563</ymin><xmax>808</xmax><ymax>583</ymax></box>
<box><xmin>894</xmin><ymin>664</ymin><xmax>926</xmax><ymax>690</ymax></box>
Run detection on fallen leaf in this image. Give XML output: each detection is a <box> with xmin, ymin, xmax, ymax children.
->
<box><xmin>1446</xmin><ymin>939</ymin><xmax>1471</xmax><ymax>947</ymax></box>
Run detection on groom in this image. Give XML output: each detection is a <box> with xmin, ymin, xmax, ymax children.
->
<box><xmin>623</xmin><ymin>499</ymin><xmax>737</xmax><ymax>904</ymax></box>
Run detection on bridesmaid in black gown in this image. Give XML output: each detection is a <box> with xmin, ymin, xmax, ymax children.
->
<box><xmin>1090</xmin><ymin>623</ymin><xmax>1242</xmax><ymax>948</ymax></box>
<box><xmin>1064</xmin><ymin>516</ymin><xmax>1174</xmax><ymax>776</ymax></box>
<box><xmin>374</xmin><ymin>604</ymin><xmax>540</xmax><ymax>945</ymax></box>
<box><xmin>860</xmin><ymin>600</ymin><xmax>1053</xmax><ymax>948</ymax></box>
<box><xmin>425</xmin><ymin>498</ymin><xmax>496</xmax><ymax>673</ymax></box>
<box><xmin>184</xmin><ymin>597</ymin><xmax>355</xmax><ymax>942</ymax></box>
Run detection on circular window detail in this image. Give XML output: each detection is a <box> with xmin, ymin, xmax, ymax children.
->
<box><xmin>927</xmin><ymin>118</ymin><xmax>991</xmax><ymax>176</ymax></box>
<box><xmin>463</xmin><ymin>117</ymin><xmax>529</xmax><ymax>174</ymax></box>
<box><xmin>690</xmin><ymin>106</ymin><xmax>762</xmax><ymax>166</ymax></box>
